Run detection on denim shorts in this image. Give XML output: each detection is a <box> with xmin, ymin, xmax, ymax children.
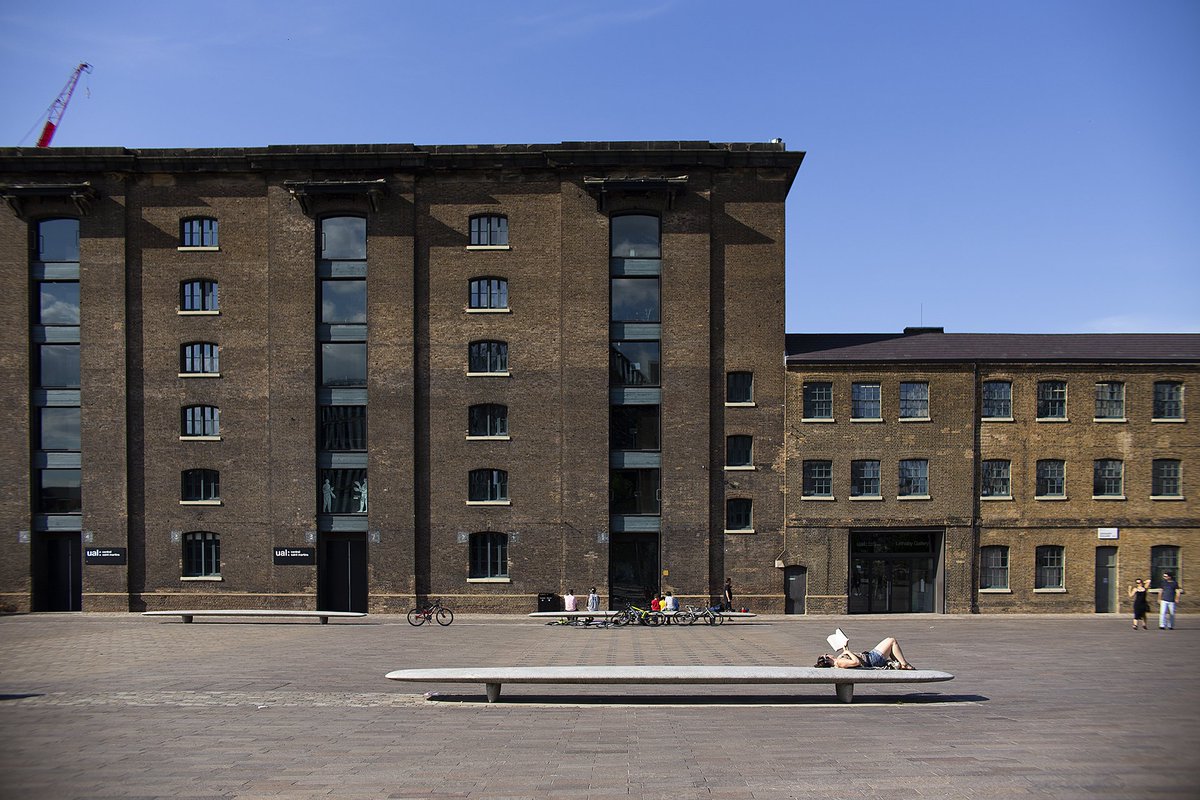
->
<box><xmin>864</xmin><ymin>649</ymin><xmax>888</xmax><ymax>668</ymax></box>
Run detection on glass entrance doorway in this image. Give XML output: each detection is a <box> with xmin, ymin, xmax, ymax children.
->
<box><xmin>849</xmin><ymin>530</ymin><xmax>940</xmax><ymax>613</ymax></box>
<box><xmin>609</xmin><ymin>532</ymin><xmax>659</xmax><ymax>610</ymax></box>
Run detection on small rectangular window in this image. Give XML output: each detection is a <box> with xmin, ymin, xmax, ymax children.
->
<box><xmin>181</xmin><ymin>343</ymin><xmax>219</xmax><ymax>375</ymax></box>
<box><xmin>1093</xmin><ymin>459</ymin><xmax>1124</xmax><ymax>497</ymax></box>
<box><xmin>320</xmin><ymin>468</ymin><xmax>367</xmax><ymax>513</ymax></box>
<box><xmin>39</xmin><ymin>406</ymin><xmax>81</xmax><ymax>451</ymax></box>
<box><xmin>981</xmin><ymin>460</ymin><xmax>1011</xmax><ymax>497</ymax></box>
<box><xmin>1153</xmin><ymin>382</ymin><xmax>1184</xmax><ymax>420</ymax></box>
<box><xmin>321</xmin><ymin>280</ymin><xmax>367</xmax><ymax>323</ymax></box>
<box><xmin>1094</xmin><ymin>382</ymin><xmax>1125</xmax><ymax>419</ymax></box>
<box><xmin>37</xmin><ymin>468</ymin><xmax>81</xmax><ymax>513</ymax></box>
<box><xmin>469</xmin><ymin>404</ymin><xmax>509</xmax><ymax>438</ymax></box>
<box><xmin>982</xmin><ymin>380</ymin><xmax>1012</xmax><ymax>419</ymax></box>
<box><xmin>725</xmin><ymin>498</ymin><xmax>753</xmax><ymax>531</ymax></box>
<box><xmin>803</xmin><ymin>382</ymin><xmax>832</xmax><ymax>419</ymax></box>
<box><xmin>321</xmin><ymin>217</ymin><xmax>367</xmax><ymax>260</ymax></box>
<box><xmin>36</xmin><ymin>219</ymin><xmax>80</xmax><ymax>262</ymax></box>
<box><xmin>1150</xmin><ymin>546</ymin><xmax>1181</xmax><ymax>589</ymax></box>
<box><xmin>610</xmin><ymin>277</ymin><xmax>660</xmax><ymax>322</ymax></box>
<box><xmin>610</xmin><ymin>469</ymin><xmax>659</xmax><ymax>515</ymax></box>
<box><xmin>321</xmin><ymin>343</ymin><xmax>366</xmax><ymax>386</ymax></box>
<box><xmin>181</xmin><ymin>280</ymin><xmax>219</xmax><ymax>312</ymax></box>
<box><xmin>181</xmin><ymin>469</ymin><xmax>220</xmax><ymax>502</ymax></box>
<box><xmin>850</xmin><ymin>460</ymin><xmax>880</xmax><ymax>497</ymax></box>
<box><xmin>727</xmin><ymin>372</ymin><xmax>753</xmax><ymax>404</ymax></box>
<box><xmin>610</xmin><ymin>405</ymin><xmax>659</xmax><ymax>451</ymax></box>
<box><xmin>899</xmin><ymin>382</ymin><xmax>929</xmax><ymax>419</ymax></box>
<box><xmin>320</xmin><ymin>406</ymin><xmax>367</xmax><ymax>450</ymax></box>
<box><xmin>898</xmin><ymin>459</ymin><xmax>929</xmax><ymax>497</ymax></box>
<box><xmin>1152</xmin><ymin>459</ymin><xmax>1181</xmax><ymax>498</ymax></box>
<box><xmin>851</xmin><ymin>383</ymin><xmax>881</xmax><ymax>419</ymax></box>
<box><xmin>1036</xmin><ymin>545</ymin><xmax>1064</xmax><ymax>589</ymax></box>
<box><xmin>1036</xmin><ymin>460</ymin><xmax>1066</xmax><ymax>497</ymax></box>
<box><xmin>39</xmin><ymin>344</ymin><xmax>81</xmax><ymax>388</ymax></box>
<box><xmin>611</xmin><ymin>342</ymin><xmax>659</xmax><ymax>386</ymax></box>
<box><xmin>726</xmin><ymin>435</ymin><xmax>753</xmax><ymax>467</ymax></box>
<box><xmin>39</xmin><ymin>282</ymin><xmax>80</xmax><ymax>325</ymax></box>
<box><xmin>803</xmin><ymin>460</ymin><xmax>833</xmax><ymax>497</ymax></box>
<box><xmin>1037</xmin><ymin>380</ymin><xmax>1067</xmax><ymax>419</ymax></box>
<box><xmin>980</xmin><ymin>545</ymin><xmax>1009</xmax><ymax>590</ymax></box>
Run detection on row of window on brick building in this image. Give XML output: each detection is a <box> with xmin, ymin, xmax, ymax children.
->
<box><xmin>980</xmin><ymin>544</ymin><xmax>1181</xmax><ymax>592</ymax></box>
<box><xmin>800</xmin><ymin>457</ymin><xmax>1183</xmax><ymax>499</ymax></box>
<box><xmin>800</xmin><ymin>379</ymin><xmax>1185</xmax><ymax>421</ymax></box>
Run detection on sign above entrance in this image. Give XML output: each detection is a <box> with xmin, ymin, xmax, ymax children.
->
<box><xmin>1097</xmin><ymin>528</ymin><xmax>1119</xmax><ymax>540</ymax></box>
<box><xmin>273</xmin><ymin>547</ymin><xmax>316</xmax><ymax>565</ymax></box>
<box><xmin>85</xmin><ymin>547</ymin><xmax>127</xmax><ymax>565</ymax></box>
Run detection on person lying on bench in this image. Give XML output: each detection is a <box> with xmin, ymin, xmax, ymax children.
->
<box><xmin>814</xmin><ymin>636</ymin><xmax>915</xmax><ymax>670</ymax></box>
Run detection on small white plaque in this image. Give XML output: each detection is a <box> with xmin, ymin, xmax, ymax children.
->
<box><xmin>1098</xmin><ymin>527</ymin><xmax>1119</xmax><ymax>540</ymax></box>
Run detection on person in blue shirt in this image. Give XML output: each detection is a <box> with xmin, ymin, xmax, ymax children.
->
<box><xmin>1159</xmin><ymin>572</ymin><xmax>1182</xmax><ymax>630</ymax></box>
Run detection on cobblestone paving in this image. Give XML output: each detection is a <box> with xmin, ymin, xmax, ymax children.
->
<box><xmin>0</xmin><ymin>613</ymin><xmax>1196</xmax><ymax>799</ymax></box>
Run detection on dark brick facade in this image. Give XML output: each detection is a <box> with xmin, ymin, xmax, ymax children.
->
<box><xmin>0</xmin><ymin>142</ymin><xmax>801</xmax><ymax>614</ymax></box>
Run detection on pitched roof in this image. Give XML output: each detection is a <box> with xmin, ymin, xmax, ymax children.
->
<box><xmin>784</xmin><ymin>329</ymin><xmax>1200</xmax><ymax>365</ymax></box>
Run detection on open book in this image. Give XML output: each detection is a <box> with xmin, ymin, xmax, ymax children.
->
<box><xmin>826</xmin><ymin>628</ymin><xmax>848</xmax><ymax>652</ymax></box>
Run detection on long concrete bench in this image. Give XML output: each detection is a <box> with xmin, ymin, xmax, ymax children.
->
<box><xmin>143</xmin><ymin>610</ymin><xmax>366</xmax><ymax>624</ymax></box>
<box><xmin>384</xmin><ymin>665</ymin><xmax>954</xmax><ymax>703</ymax></box>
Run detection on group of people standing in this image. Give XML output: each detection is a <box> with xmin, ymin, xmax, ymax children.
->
<box><xmin>1129</xmin><ymin>572</ymin><xmax>1183</xmax><ymax>630</ymax></box>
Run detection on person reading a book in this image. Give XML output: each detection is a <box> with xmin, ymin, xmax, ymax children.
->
<box><xmin>814</xmin><ymin>636</ymin><xmax>915</xmax><ymax>670</ymax></box>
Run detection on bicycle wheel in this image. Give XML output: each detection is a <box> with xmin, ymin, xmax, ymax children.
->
<box><xmin>612</xmin><ymin>611</ymin><xmax>630</xmax><ymax>627</ymax></box>
<box><xmin>704</xmin><ymin>612</ymin><xmax>718</xmax><ymax>625</ymax></box>
<box><xmin>435</xmin><ymin>607</ymin><xmax>454</xmax><ymax>626</ymax></box>
<box><xmin>714</xmin><ymin>611</ymin><xmax>726</xmax><ymax>625</ymax></box>
<box><xmin>648</xmin><ymin>612</ymin><xmax>663</xmax><ymax>626</ymax></box>
<box><xmin>675</xmin><ymin>610</ymin><xmax>697</xmax><ymax>626</ymax></box>
<box><xmin>406</xmin><ymin>608</ymin><xmax>426</xmax><ymax>626</ymax></box>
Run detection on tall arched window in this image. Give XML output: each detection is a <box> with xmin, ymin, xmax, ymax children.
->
<box><xmin>469</xmin><ymin>532</ymin><xmax>508</xmax><ymax>578</ymax></box>
<box><xmin>183</xmin><ymin>532</ymin><xmax>221</xmax><ymax>577</ymax></box>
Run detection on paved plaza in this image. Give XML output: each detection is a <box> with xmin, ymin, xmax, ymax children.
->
<box><xmin>0</xmin><ymin>611</ymin><xmax>1196</xmax><ymax>799</ymax></box>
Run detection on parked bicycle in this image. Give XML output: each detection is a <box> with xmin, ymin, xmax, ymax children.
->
<box><xmin>680</xmin><ymin>604</ymin><xmax>725</xmax><ymax>625</ymax></box>
<box><xmin>613</xmin><ymin>604</ymin><xmax>664</xmax><ymax>626</ymax></box>
<box><xmin>407</xmin><ymin>598</ymin><xmax>454</xmax><ymax>626</ymax></box>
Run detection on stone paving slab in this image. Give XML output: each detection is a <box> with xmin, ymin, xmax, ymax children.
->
<box><xmin>0</xmin><ymin>612</ymin><xmax>1196</xmax><ymax>799</ymax></box>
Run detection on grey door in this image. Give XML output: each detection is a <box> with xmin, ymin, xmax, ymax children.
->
<box><xmin>784</xmin><ymin>566</ymin><xmax>806</xmax><ymax>614</ymax></box>
<box><xmin>1095</xmin><ymin>546</ymin><xmax>1118</xmax><ymax>613</ymax></box>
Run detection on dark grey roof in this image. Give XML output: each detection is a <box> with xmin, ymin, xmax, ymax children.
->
<box><xmin>785</xmin><ymin>330</ymin><xmax>1200</xmax><ymax>364</ymax></box>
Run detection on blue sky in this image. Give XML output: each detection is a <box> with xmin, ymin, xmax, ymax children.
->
<box><xmin>2</xmin><ymin>1</ymin><xmax>1197</xmax><ymax>334</ymax></box>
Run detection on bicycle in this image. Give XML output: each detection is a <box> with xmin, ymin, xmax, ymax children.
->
<box><xmin>681</xmin><ymin>604</ymin><xmax>725</xmax><ymax>625</ymax></box>
<box><xmin>613</xmin><ymin>604</ymin><xmax>663</xmax><ymax>626</ymax></box>
<box><xmin>407</xmin><ymin>598</ymin><xmax>454</xmax><ymax>626</ymax></box>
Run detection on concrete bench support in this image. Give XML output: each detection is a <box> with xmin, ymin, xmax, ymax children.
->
<box><xmin>386</xmin><ymin>665</ymin><xmax>953</xmax><ymax>704</ymax></box>
<box><xmin>143</xmin><ymin>610</ymin><xmax>366</xmax><ymax>624</ymax></box>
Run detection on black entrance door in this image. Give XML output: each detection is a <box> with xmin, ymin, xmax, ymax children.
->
<box><xmin>1095</xmin><ymin>546</ymin><xmax>1118</xmax><ymax>613</ymax></box>
<box><xmin>849</xmin><ymin>530</ymin><xmax>938</xmax><ymax>613</ymax></box>
<box><xmin>319</xmin><ymin>533</ymin><xmax>367</xmax><ymax>612</ymax></box>
<box><xmin>608</xmin><ymin>532</ymin><xmax>659</xmax><ymax>609</ymax></box>
<box><xmin>784</xmin><ymin>566</ymin><xmax>807</xmax><ymax>614</ymax></box>
<box><xmin>32</xmin><ymin>532</ymin><xmax>82</xmax><ymax>611</ymax></box>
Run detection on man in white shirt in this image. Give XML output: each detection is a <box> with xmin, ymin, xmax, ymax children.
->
<box><xmin>563</xmin><ymin>589</ymin><xmax>577</xmax><ymax>612</ymax></box>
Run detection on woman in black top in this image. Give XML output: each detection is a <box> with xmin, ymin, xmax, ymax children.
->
<box><xmin>1129</xmin><ymin>578</ymin><xmax>1150</xmax><ymax>630</ymax></box>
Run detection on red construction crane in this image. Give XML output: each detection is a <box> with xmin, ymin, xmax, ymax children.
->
<box><xmin>35</xmin><ymin>62</ymin><xmax>92</xmax><ymax>147</ymax></box>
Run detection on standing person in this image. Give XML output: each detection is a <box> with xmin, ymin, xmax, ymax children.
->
<box><xmin>1159</xmin><ymin>572</ymin><xmax>1182</xmax><ymax>630</ymax></box>
<box><xmin>1129</xmin><ymin>579</ymin><xmax>1150</xmax><ymax>630</ymax></box>
<box><xmin>563</xmin><ymin>588</ymin><xmax>577</xmax><ymax>612</ymax></box>
<box><xmin>587</xmin><ymin>587</ymin><xmax>600</xmax><ymax>612</ymax></box>
<box><xmin>723</xmin><ymin>578</ymin><xmax>734</xmax><ymax>612</ymax></box>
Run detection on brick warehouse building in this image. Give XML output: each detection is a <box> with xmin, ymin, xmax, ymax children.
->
<box><xmin>0</xmin><ymin>141</ymin><xmax>1195</xmax><ymax>615</ymax></box>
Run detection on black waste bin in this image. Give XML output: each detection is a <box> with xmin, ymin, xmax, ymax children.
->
<box><xmin>537</xmin><ymin>592</ymin><xmax>559</xmax><ymax>612</ymax></box>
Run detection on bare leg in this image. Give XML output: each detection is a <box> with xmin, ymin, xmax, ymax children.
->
<box><xmin>873</xmin><ymin>637</ymin><xmax>914</xmax><ymax>668</ymax></box>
